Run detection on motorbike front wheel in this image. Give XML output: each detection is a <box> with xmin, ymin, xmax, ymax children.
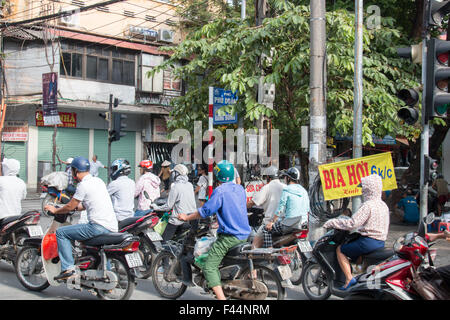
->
<box><xmin>301</xmin><ymin>261</ymin><xmax>331</xmax><ymax>300</ymax></box>
<box><xmin>151</xmin><ymin>250</ymin><xmax>187</xmax><ymax>299</ymax></box>
<box><xmin>15</xmin><ymin>246</ymin><xmax>50</xmax><ymax>292</ymax></box>
<box><xmin>239</xmin><ymin>265</ymin><xmax>285</xmax><ymax>300</ymax></box>
<box><xmin>137</xmin><ymin>236</ymin><xmax>157</xmax><ymax>279</ymax></box>
<box><xmin>96</xmin><ymin>256</ymin><xmax>136</xmax><ymax>300</ymax></box>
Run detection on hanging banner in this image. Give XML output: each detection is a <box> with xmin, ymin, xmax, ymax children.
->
<box><xmin>35</xmin><ymin>111</ymin><xmax>77</xmax><ymax>128</ymax></box>
<box><xmin>1</xmin><ymin>121</ymin><xmax>28</xmax><ymax>142</ymax></box>
<box><xmin>42</xmin><ymin>72</ymin><xmax>62</xmax><ymax>126</ymax></box>
<box><xmin>318</xmin><ymin>152</ymin><xmax>397</xmax><ymax>201</ymax></box>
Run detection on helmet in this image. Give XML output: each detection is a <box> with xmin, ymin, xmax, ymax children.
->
<box><xmin>138</xmin><ymin>160</ymin><xmax>153</xmax><ymax>170</ymax></box>
<box><xmin>71</xmin><ymin>156</ymin><xmax>90</xmax><ymax>172</ymax></box>
<box><xmin>66</xmin><ymin>157</ymin><xmax>74</xmax><ymax>164</ymax></box>
<box><xmin>110</xmin><ymin>159</ymin><xmax>131</xmax><ymax>180</ymax></box>
<box><xmin>214</xmin><ymin>160</ymin><xmax>235</xmax><ymax>183</ymax></box>
<box><xmin>172</xmin><ymin>164</ymin><xmax>189</xmax><ymax>176</ymax></box>
<box><xmin>281</xmin><ymin>167</ymin><xmax>300</xmax><ymax>182</ymax></box>
<box><xmin>261</xmin><ymin>165</ymin><xmax>279</xmax><ymax>178</ymax></box>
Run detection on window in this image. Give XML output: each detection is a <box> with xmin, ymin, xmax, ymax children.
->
<box><xmin>163</xmin><ymin>68</ymin><xmax>181</xmax><ymax>91</ymax></box>
<box><xmin>60</xmin><ymin>40</ymin><xmax>135</xmax><ymax>86</ymax></box>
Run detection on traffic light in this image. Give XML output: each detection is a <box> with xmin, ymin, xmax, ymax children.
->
<box><xmin>427</xmin><ymin>0</ymin><xmax>450</xmax><ymax>27</ymax></box>
<box><xmin>397</xmin><ymin>88</ymin><xmax>421</xmax><ymax>125</ymax></box>
<box><xmin>98</xmin><ymin>112</ymin><xmax>110</xmax><ymax>122</ymax></box>
<box><xmin>425</xmin><ymin>38</ymin><xmax>450</xmax><ymax>120</ymax></box>
<box><xmin>109</xmin><ymin>112</ymin><xmax>127</xmax><ymax>143</ymax></box>
<box><xmin>424</xmin><ymin>155</ymin><xmax>439</xmax><ymax>183</ymax></box>
<box><xmin>397</xmin><ymin>43</ymin><xmax>423</xmax><ymax>64</ymax></box>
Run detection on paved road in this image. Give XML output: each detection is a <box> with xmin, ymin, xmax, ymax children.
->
<box><xmin>4</xmin><ymin>194</ymin><xmax>447</xmax><ymax>301</ymax></box>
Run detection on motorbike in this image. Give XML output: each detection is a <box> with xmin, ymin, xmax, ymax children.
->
<box><xmin>301</xmin><ymin>226</ymin><xmax>394</xmax><ymax>300</ymax></box>
<box><xmin>41</xmin><ymin>184</ymin><xmax>75</xmax><ymax>217</ymax></box>
<box><xmin>247</xmin><ymin>206</ymin><xmax>312</xmax><ymax>286</ymax></box>
<box><xmin>14</xmin><ymin>210</ymin><xmax>143</xmax><ymax>300</ymax></box>
<box><xmin>344</xmin><ymin>213</ymin><xmax>443</xmax><ymax>300</ymax></box>
<box><xmin>0</xmin><ymin>210</ymin><xmax>42</xmax><ymax>265</ymax></box>
<box><xmin>151</xmin><ymin>219</ymin><xmax>291</xmax><ymax>300</ymax></box>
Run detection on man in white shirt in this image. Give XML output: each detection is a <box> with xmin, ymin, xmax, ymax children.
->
<box><xmin>89</xmin><ymin>155</ymin><xmax>106</xmax><ymax>177</ymax></box>
<box><xmin>246</xmin><ymin>166</ymin><xmax>285</xmax><ymax>248</ymax></box>
<box><xmin>0</xmin><ymin>158</ymin><xmax>27</xmax><ymax>220</ymax></box>
<box><xmin>44</xmin><ymin>156</ymin><xmax>118</xmax><ymax>281</ymax></box>
<box><xmin>107</xmin><ymin>159</ymin><xmax>135</xmax><ymax>221</ymax></box>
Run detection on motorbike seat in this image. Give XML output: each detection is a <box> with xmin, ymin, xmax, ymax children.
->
<box><xmin>273</xmin><ymin>229</ymin><xmax>304</xmax><ymax>248</ymax></box>
<box><xmin>119</xmin><ymin>217</ymin><xmax>142</xmax><ymax>230</ymax></box>
<box><xmin>226</xmin><ymin>243</ymin><xmax>252</xmax><ymax>258</ymax></box>
<box><xmin>0</xmin><ymin>215</ymin><xmax>21</xmax><ymax>227</ymax></box>
<box><xmin>83</xmin><ymin>232</ymin><xmax>133</xmax><ymax>246</ymax></box>
<box><xmin>361</xmin><ymin>247</ymin><xmax>394</xmax><ymax>263</ymax></box>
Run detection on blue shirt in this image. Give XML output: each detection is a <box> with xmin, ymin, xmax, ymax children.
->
<box><xmin>397</xmin><ymin>196</ymin><xmax>419</xmax><ymax>223</ymax></box>
<box><xmin>276</xmin><ymin>184</ymin><xmax>310</xmax><ymax>220</ymax></box>
<box><xmin>198</xmin><ymin>182</ymin><xmax>251</xmax><ymax>240</ymax></box>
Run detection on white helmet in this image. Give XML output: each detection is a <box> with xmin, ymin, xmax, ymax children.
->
<box><xmin>261</xmin><ymin>165</ymin><xmax>279</xmax><ymax>178</ymax></box>
<box><xmin>66</xmin><ymin>157</ymin><xmax>74</xmax><ymax>164</ymax></box>
<box><xmin>172</xmin><ymin>164</ymin><xmax>189</xmax><ymax>176</ymax></box>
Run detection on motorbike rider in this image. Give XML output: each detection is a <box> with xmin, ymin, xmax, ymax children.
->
<box><xmin>134</xmin><ymin>159</ymin><xmax>161</xmax><ymax>217</ymax></box>
<box><xmin>323</xmin><ymin>173</ymin><xmax>390</xmax><ymax>290</ymax></box>
<box><xmin>57</xmin><ymin>156</ymin><xmax>76</xmax><ymax>194</ymax></box>
<box><xmin>151</xmin><ymin>164</ymin><xmax>197</xmax><ymax>241</ymax></box>
<box><xmin>262</xmin><ymin>167</ymin><xmax>310</xmax><ymax>247</ymax></box>
<box><xmin>0</xmin><ymin>158</ymin><xmax>27</xmax><ymax>220</ymax></box>
<box><xmin>194</xmin><ymin>164</ymin><xmax>208</xmax><ymax>207</ymax></box>
<box><xmin>178</xmin><ymin>160</ymin><xmax>251</xmax><ymax>300</ymax></box>
<box><xmin>107</xmin><ymin>159</ymin><xmax>135</xmax><ymax>222</ymax></box>
<box><xmin>44</xmin><ymin>156</ymin><xmax>118</xmax><ymax>281</ymax></box>
<box><xmin>247</xmin><ymin>165</ymin><xmax>285</xmax><ymax>249</ymax></box>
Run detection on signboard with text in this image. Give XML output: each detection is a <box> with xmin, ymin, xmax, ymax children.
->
<box><xmin>1</xmin><ymin>121</ymin><xmax>28</xmax><ymax>142</ymax></box>
<box><xmin>212</xmin><ymin>87</ymin><xmax>238</xmax><ymax>125</ymax></box>
<box><xmin>35</xmin><ymin>111</ymin><xmax>77</xmax><ymax>128</ymax></box>
<box><xmin>318</xmin><ymin>152</ymin><xmax>397</xmax><ymax>201</ymax></box>
<box><xmin>42</xmin><ymin>72</ymin><xmax>62</xmax><ymax>126</ymax></box>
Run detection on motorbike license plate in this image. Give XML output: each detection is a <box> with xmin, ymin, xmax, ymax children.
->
<box><xmin>298</xmin><ymin>241</ymin><xmax>312</xmax><ymax>253</ymax></box>
<box><xmin>146</xmin><ymin>230</ymin><xmax>163</xmax><ymax>242</ymax></box>
<box><xmin>277</xmin><ymin>265</ymin><xmax>292</xmax><ymax>280</ymax></box>
<box><xmin>125</xmin><ymin>252</ymin><xmax>143</xmax><ymax>268</ymax></box>
<box><xmin>27</xmin><ymin>225</ymin><xmax>43</xmax><ymax>237</ymax></box>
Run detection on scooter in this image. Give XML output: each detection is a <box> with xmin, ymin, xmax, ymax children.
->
<box><xmin>0</xmin><ymin>210</ymin><xmax>42</xmax><ymax>265</ymax></box>
<box><xmin>41</xmin><ymin>185</ymin><xmax>75</xmax><ymax>217</ymax></box>
<box><xmin>151</xmin><ymin>219</ymin><xmax>290</xmax><ymax>300</ymax></box>
<box><xmin>344</xmin><ymin>213</ymin><xmax>442</xmax><ymax>300</ymax></box>
<box><xmin>301</xmin><ymin>227</ymin><xmax>394</xmax><ymax>300</ymax></box>
<box><xmin>15</xmin><ymin>210</ymin><xmax>143</xmax><ymax>300</ymax></box>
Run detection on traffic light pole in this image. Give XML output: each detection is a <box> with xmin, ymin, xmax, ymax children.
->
<box><xmin>107</xmin><ymin>94</ymin><xmax>113</xmax><ymax>184</ymax></box>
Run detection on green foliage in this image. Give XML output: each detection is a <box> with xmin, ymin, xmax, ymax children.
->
<box><xmin>150</xmin><ymin>0</ymin><xmax>421</xmax><ymax>154</ymax></box>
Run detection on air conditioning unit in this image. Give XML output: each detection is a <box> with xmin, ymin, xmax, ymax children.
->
<box><xmin>158</xmin><ymin>29</ymin><xmax>174</xmax><ymax>43</ymax></box>
<box><xmin>59</xmin><ymin>12</ymin><xmax>80</xmax><ymax>26</ymax></box>
<box><xmin>127</xmin><ymin>26</ymin><xmax>158</xmax><ymax>40</ymax></box>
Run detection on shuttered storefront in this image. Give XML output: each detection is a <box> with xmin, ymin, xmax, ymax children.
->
<box><xmin>38</xmin><ymin>127</ymin><xmax>90</xmax><ymax>170</ymax></box>
<box><xmin>2</xmin><ymin>141</ymin><xmax>27</xmax><ymax>182</ymax></box>
<box><xmin>93</xmin><ymin>129</ymin><xmax>135</xmax><ymax>183</ymax></box>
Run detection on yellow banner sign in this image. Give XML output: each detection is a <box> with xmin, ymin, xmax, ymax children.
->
<box><xmin>318</xmin><ymin>152</ymin><xmax>397</xmax><ymax>201</ymax></box>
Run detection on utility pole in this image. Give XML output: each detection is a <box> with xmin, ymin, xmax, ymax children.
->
<box><xmin>309</xmin><ymin>0</ymin><xmax>327</xmax><ymax>239</ymax></box>
<box><xmin>107</xmin><ymin>94</ymin><xmax>113</xmax><ymax>183</ymax></box>
<box><xmin>237</xmin><ymin>0</ymin><xmax>245</xmax><ymax>184</ymax></box>
<box><xmin>352</xmin><ymin>0</ymin><xmax>364</xmax><ymax>213</ymax></box>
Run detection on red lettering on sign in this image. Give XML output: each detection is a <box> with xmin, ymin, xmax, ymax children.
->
<box><xmin>323</xmin><ymin>170</ymin><xmax>332</xmax><ymax>190</ymax></box>
<box><xmin>336</xmin><ymin>168</ymin><xmax>346</xmax><ymax>188</ymax></box>
<box><xmin>347</xmin><ymin>165</ymin><xmax>357</xmax><ymax>186</ymax></box>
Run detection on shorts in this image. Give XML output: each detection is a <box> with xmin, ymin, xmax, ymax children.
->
<box><xmin>340</xmin><ymin>236</ymin><xmax>385</xmax><ymax>261</ymax></box>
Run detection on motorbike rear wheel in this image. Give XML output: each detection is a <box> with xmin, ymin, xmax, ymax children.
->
<box><xmin>151</xmin><ymin>250</ymin><xmax>187</xmax><ymax>299</ymax></box>
<box><xmin>96</xmin><ymin>256</ymin><xmax>136</xmax><ymax>300</ymax></box>
<box><xmin>15</xmin><ymin>246</ymin><xmax>50</xmax><ymax>292</ymax></box>
<box><xmin>290</xmin><ymin>248</ymin><xmax>304</xmax><ymax>285</ymax></box>
<box><xmin>41</xmin><ymin>194</ymin><xmax>61</xmax><ymax>218</ymax></box>
<box><xmin>239</xmin><ymin>265</ymin><xmax>285</xmax><ymax>300</ymax></box>
<box><xmin>301</xmin><ymin>261</ymin><xmax>331</xmax><ymax>300</ymax></box>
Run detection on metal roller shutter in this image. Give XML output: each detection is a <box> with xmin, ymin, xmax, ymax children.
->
<box><xmin>93</xmin><ymin>129</ymin><xmax>135</xmax><ymax>183</ymax></box>
<box><xmin>2</xmin><ymin>141</ymin><xmax>27</xmax><ymax>181</ymax></box>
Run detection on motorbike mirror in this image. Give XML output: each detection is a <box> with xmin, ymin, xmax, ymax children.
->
<box><xmin>425</xmin><ymin>213</ymin><xmax>435</xmax><ymax>225</ymax></box>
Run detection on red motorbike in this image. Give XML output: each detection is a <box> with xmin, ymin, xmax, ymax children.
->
<box><xmin>345</xmin><ymin>213</ymin><xmax>442</xmax><ymax>300</ymax></box>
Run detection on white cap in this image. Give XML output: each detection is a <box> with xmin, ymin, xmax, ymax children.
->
<box><xmin>172</xmin><ymin>164</ymin><xmax>188</xmax><ymax>176</ymax></box>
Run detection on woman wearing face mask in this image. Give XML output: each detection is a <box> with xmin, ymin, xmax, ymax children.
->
<box><xmin>323</xmin><ymin>174</ymin><xmax>390</xmax><ymax>291</ymax></box>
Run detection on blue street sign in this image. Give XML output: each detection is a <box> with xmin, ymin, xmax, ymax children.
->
<box><xmin>213</xmin><ymin>87</ymin><xmax>238</xmax><ymax>125</ymax></box>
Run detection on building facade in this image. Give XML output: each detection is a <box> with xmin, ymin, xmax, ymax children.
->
<box><xmin>1</xmin><ymin>0</ymin><xmax>182</xmax><ymax>188</ymax></box>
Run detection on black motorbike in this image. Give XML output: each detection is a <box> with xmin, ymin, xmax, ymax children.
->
<box><xmin>0</xmin><ymin>210</ymin><xmax>42</xmax><ymax>265</ymax></box>
<box><xmin>151</xmin><ymin>219</ymin><xmax>289</xmax><ymax>300</ymax></box>
<box><xmin>301</xmin><ymin>228</ymin><xmax>394</xmax><ymax>300</ymax></box>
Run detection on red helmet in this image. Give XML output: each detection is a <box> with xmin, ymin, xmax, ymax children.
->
<box><xmin>138</xmin><ymin>160</ymin><xmax>153</xmax><ymax>169</ymax></box>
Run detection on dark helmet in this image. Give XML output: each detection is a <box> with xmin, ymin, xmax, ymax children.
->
<box><xmin>110</xmin><ymin>159</ymin><xmax>131</xmax><ymax>180</ymax></box>
<box><xmin>281</xmin><ymin>167</ymin><xmax>300</xmax><ymax>182</ymax></box>
<box><xmin>71</xmin><ymin>156</ymin><xmax>90</xmax><ymax>172</ymax></box>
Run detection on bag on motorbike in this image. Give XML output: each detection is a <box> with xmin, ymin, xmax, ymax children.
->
<box><xmin>411</xmin><ymin>267</ymin><xmax>450</xmax><ymax>300</ymax></box>
<box><xmin>41</xmin><ymin>171</ymin><xmax>69</xmax><ymax>191</ymax></box>
<box><xmin>42</xmin><ymin>233</ymin><xmax>59</xmax><ymax>261</ymax></box>
<box><xmin>194</xmin><ymin>236</ymin><xmax>216</xmax><ymax>257</ymax></box>
<box><xmin>154</xmin><ymin>212</ymin><xmax>170</xmax><ymax>235</ymax></box>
